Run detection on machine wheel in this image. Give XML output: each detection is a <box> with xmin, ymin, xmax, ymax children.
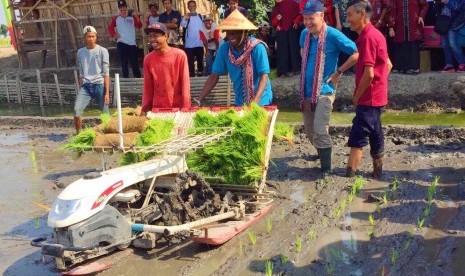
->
<box><xmin>117</xmin><ymin>242</ymin><xmax>131</xmax><ymax>250</ymax></box>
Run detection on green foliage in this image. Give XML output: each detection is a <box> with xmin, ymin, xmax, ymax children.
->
<box><xmin>247</xmin><ymin>229</ymin><xmax>257</xmax><ymax>245</ymax></box>
<box><xmin>273</xmin><ymin>122</ymin><xmax>295</xmax><ymax>144</ymax></box>
<box><xmin>213</xmin><ymin>0</ymin><xmax>274</xmax><ymax>24</ymax></box>
<box><xmin>61</xmin><ymin>128</ymin><xmax>97</xmax><ymax>151</ymax></box>
<box><xmin>120</xmin><ymin>118</ymin><xmax>175</xmax><ymax>165</ymax></box>
<box><xmin>187</xmin><ymin>104</ymin><xmax>269</xmax><ymax>185</ymax></box>
<box><xmin>0</xmin><ymin>25</ymin><xmax>8</xmax><ymax>37</ymax></box>
<box><xmin>265</xmin><ymin>260</ymin><xmax>273</xmax><ymax>276</ymax></box>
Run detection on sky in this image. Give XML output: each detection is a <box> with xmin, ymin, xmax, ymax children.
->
<box><xmin>0</xmin><ymin>4</ymin><xmax>7</xmax><ymax>25</ymax></box>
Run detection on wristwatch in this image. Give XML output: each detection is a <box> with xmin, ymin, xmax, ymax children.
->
<box><xmin>193</xmin><ymin>97</ymin><xmax>201</xmax><ymax>106</ymax></box>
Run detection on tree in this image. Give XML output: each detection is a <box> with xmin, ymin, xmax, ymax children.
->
<box><xmin>212</xmin><ymin>0</ymin><xmax>274</xmax><ymax>24</ymax></box>
<box><xmin>0</xmin><ymin>24</ymin><xmax>8</xmax><ymax>37</ymax></box>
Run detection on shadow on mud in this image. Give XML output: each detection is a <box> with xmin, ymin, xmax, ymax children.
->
<box><xmin>2</xmin><ymin>215</ymin><xmax>56</xmax><ymax>276</ymax></box>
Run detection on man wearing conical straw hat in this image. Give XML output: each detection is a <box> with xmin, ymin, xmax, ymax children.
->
<box><xmin>196</xmin><ymin>10</ymin><xmax>272</xmax><ymax>106</ymax></box>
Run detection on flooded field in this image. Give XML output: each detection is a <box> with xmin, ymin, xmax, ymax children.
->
<box><xmin>1</xmin><ymin>120</ymin><xmax>465</xmax><ymax>275</ymax></box>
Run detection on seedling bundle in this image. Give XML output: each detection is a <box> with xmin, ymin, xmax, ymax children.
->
<box><xmin>187</xmin><ymin>104</ymin><xmax>269</xmax><ymax>186</ymax></box>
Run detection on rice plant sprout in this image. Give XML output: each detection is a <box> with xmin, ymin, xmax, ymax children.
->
<box><xmin>265</xmin><ymin>260</ymin><xmax>273</xmax><ymax>276</ymax></box>
<box><xmin>265</xmin><ymin>216</ymin><xmax>273</xmax><ymax>234</ymax></box>
<box><xmin>308</xmin><ymin>229</ymin><xmax>317</xmax><ymax>240</ymax></box>
<box><xmin>247</xmin><ymin>229</ymin><xmax>257</xmax><ymax>245</ymax></box>
<box><xmin>391</xmin><ymin>249</ymin><xmax>398</xmax><ymax>266</ymax></box>
<box><xmin>295</xmin><ymin>235</ymin><xmax>302</xmax><ymax>253</ymax></box>
<box><xmin>281</xmin><ymin>254</ymin><xmax>288</xmax><ymax>265</ymax></box>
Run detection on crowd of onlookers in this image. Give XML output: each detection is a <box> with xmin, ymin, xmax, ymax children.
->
<box><xmin>107</xmin><ymin>0</ymin><xmax>465</xmax><ymax>79</ymax></box>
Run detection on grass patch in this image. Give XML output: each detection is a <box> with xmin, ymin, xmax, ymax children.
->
<box><xmin>0</xmin><ymin>38</ymin><xmax>11</xmax><ymax>47</ymax></box>
<box><xmin>277</xmin><ymin>110</ymin><xmax>465</xmax><ymax>127</ymax></box>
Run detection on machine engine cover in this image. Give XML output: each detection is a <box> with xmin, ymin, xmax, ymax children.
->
<box><xmin>57</xmin><ymin>205</ymin><xmax>132</xmax><ymax>248</ymax></box>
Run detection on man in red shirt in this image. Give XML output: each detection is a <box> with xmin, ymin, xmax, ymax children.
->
<box><xmin>140</xmin><ymin>23</ymin><xmax>191</xmax><ymax>116</ymax></box>
<box><xmin>345</xmin><ymin>0</ymin><xmax>392</xmax><ymax>178</ymax></box>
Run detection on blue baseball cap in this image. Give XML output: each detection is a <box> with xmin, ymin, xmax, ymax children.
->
<box><xmin>302</xmin><ymin>0</ymin><xmax>325</xmax><ymax>15</ymax></box>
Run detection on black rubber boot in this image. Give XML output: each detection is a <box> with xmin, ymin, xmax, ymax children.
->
<box><xmin>318</xmin><ymin>147</ymin><xmax>332</xmax><ymax>173</ymax></box>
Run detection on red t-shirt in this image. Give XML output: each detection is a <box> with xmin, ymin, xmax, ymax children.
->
<box><xmin>142</xmin><ymin>47</ymin><xmax>191</xmax><ymax>111</ymax></box>
<box><xmin>355</xmin><ymin>23</ymin><xmax>389</xmax><ymax>107</ymax></box>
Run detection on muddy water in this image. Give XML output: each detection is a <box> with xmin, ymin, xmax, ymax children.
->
<box><xmin>0</xmin><ymin>131</ymin><xmax>119</xmax><ymax>275</ymax></box>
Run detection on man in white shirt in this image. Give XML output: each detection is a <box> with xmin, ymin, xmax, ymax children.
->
<box><xmin>180</xmin><ymin>0</ymin><xmax>204</xmax><ymax>76</ymax></box>
<box><xmin>74</xmin><ymin>26</ymin><xmax>110</xmax><ymax>133</ymax></box>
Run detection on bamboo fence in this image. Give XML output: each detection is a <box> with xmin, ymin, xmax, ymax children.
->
<box><xmin>0</xmin><ymin>72</ymin><xmax>233</xmax><ymax>107</ymax></box>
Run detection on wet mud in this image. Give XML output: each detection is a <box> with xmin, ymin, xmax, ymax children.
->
<box><xmin>1</xmin><ymin>120</ymin><xmax>465</xmax><ymax>275</ymax></box>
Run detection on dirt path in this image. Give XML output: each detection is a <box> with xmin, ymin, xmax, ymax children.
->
<box><xmin>1</xmin><ymin>121</ymin><xmax>464</xmax><ymax>275</ymax></box>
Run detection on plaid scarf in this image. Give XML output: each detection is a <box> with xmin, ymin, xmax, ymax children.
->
<box><xmin>299</xmin><ymin>23</ymin><xmax>327</xmax><ymax>111</ymax></box>
<box><xmin>228</xmin><ymin>37</ymin><xmax>263</xmax><ymax>105</ymax></box>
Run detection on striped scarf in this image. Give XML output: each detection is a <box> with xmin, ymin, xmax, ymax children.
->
<box><xmin>299</xmin><ymin>23</ymin><xmax>327</xmax><ymax>111</ymax></box>
<box><xmin>228</xmin><ymin>37</ymin><xmax>262</xmax><ymax>105</ymax></box>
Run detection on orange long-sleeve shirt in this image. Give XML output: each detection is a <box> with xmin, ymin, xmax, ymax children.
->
<box><xmin>142</xmin><ymin>47</ymin><xmax>191</xmax><ymax>112</ymax></box>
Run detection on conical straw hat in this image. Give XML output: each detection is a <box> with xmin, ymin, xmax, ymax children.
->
<box><xmin>218</xmin><ymin>9</ymin><xmax>258</xmax><ymax>30</ymax></box>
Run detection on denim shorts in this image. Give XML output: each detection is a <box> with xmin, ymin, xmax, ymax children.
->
<box><xmin>74</xmin><ymin>83</ymin><xmax>109</xmax><ymax>117</ymax></box>
<box><xmin>347</xmin><ymin>105</ymin><xmax>384</xmax><ymax>158</ymax></box>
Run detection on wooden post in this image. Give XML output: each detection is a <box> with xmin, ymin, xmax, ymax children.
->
<box><xmin>16</xmin><ymin>74</ymin><xmax>22</xmax><ymax>104</ymax></box>
<box><xmin>55</xmin><ymin>17</ymin><xmax>59</xmax><ymax>69</ymax></box>
<box><xmin>36</xmin><ymin>69</ymin><xmax>44</xmax><ymax>106</ymax></box>
<box><xmin>54</xmin><ymin>74</ymin><xmax>63</xmax><ymax>106</ymax></box>
<box><xmin>3</xmin><ymin>76</ymin><xmax>10</xmax><ymax>103</ymax></box>
<box><xmin>74</xmin><ymin>70</ymin><xmax>79</xmax><ymax>95</ymax></box>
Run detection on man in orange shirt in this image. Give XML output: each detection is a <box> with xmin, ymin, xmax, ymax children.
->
<box><xmin>140</xmin><ymin>23</ymin><xmax>191</xmax><ymax>116</ymax></box>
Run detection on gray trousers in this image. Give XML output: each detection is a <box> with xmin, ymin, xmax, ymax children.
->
<box><xmin>302</xmin><ymin>94</ymin><xmax>335</xmax><ymax>149</ymax></box>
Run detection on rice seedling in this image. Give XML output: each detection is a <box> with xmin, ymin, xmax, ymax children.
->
<box><xmin>382</xmin><ymin>190</ymin><xmax>388</xmax><ymax>205</ymax></box>
<box><xmin>281</xmin><ymin>254</ymin><xmax>288</xmax><ymax>265</ymax></box>
<box><xmin>417</xmin><ymin>217</ymin><xmax>425</xmax><ymax>229</ymax></box>
<box><xmin>332</xmin><ymin>208</ymin><xmax>341</xmax><ymax>220</ymax></box>
<box><xmin>323</xmin><ymin>217</ymin><xmax>329</xmax><ymax>227</ymax></box>
<box><xmin>381</xmin><ymin>266</ymin><xmax>386</xmax><ymax>276</ymax></box>
<box><xmin>238</xmin><ymin>241</ymin><xmax>243</xmax><ymax>256</ymax></box>
<box><xmin>423</xmin><ymin>205</ymin><xmax>431</xmax><ymax>218</ymax></box>
<box><xmin>347</xmin><ymin>193</ymin><xmax>354</xmax><ymax>204</ymax></box>
<box><xmin>265</xmin><ymin>260</ymin><xmax>273</xmax><ymax>276</ymax></box>
<box><xmin>354</xmin><ymin>176</ymin><xmax>365</xmax><ymax>193</ymax></box>
<box><xmin>295</xmin><ymin>235</ymin><xmax>302</xmax><ymax>253</ymax></box>
<box><xmin>280</xmin><ymin>208</ymin><xmax>285</xmax><ymax>221</ymax></box>
<box><xmin>308</xmin><ymin>229</ymin><xmax>317</xmax><ymax>240</ymax></box>
<box><xmin>61</xmin><ymin>128</ymin><xmax>97</xmax><ymax>151</ymax></box>
<box><xmin>339</xmin><ymin>198</ymin><xmax>347</xmax><ymax>213</ymax></box>
<box><xmin>367</xmin><ymin>226</ymin><xmax>375</xmax><ymax>238</ymax></box>
<box><xmin>368</xmin><ymin>214</ymin><xmax>375</xmax><ymax>226</ymax></box>
<box><xmin>326</xmin><ymin>262</ymin><xmax>335</xmax><ymax>275</ymax></box>
<box><xmin>408</xmin><ymin>228</ymin><xmax>415</xmax><ymax>238</ymax></box>
<box><xmin>376</xmin><ymin>202</ymin><xmax>381</xmax><ymax>214</ymax></box>
<box><xmin>187</xmin><ymin>104</ymin><xmax>269</xmax><ymax>185</ymax></box>
<box><xmin>390</xmin><ymin>249</ymin><xmax>398</xmax><ymax>266</ymax></box>
<box><xmin>33</xmin><ymin>217</ymin><xmax>40</xmax><ymax>229</ymax></box>
<box><xmin>427</xmin><ymin>184</ymin><xmax>436</xmax><ymax>203</ymax></box>
<box><xmin>433</xmin><ymin>175</ymin><xmax>440</xmax><ymax>186</ymax></box>
<box><xmin>392</xmin><ymin>177</ymin><xmax>399</xmax><ymax>191</ymax></box>
<box><xmin>328</xmin><ymin>246</ymin><xmax>344</xmax><ymax>262</ymax></box>
<box><xmin>273</xmin><ymin>122</ymin><xmax>295</xmax><ymax>145</ymax></box>
<box><xmin>247</xmin><ymin>229</ymin><xmax>257</xmax><ymax>245</ymax></box>
<box><xmin>265</xmin><ymin>216</ymin><xmax>273</xmax><ymax>234</ymax></box>
<box><xmin>403</xmin><ymin>239</ymin><xmax>411</xmax><ymax>251</ymax></box>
